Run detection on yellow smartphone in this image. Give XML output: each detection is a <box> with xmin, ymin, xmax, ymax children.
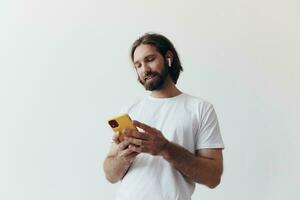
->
<box><xmin>108</xmin><ymin>113</ymin><xmax>137</xmax><ymax>142</ymax></box>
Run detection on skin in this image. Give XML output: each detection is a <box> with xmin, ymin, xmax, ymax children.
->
<box><xmin>103</xmin><ymin>44</ymin><xmax>223</xmax><ymax>188</ymax></box>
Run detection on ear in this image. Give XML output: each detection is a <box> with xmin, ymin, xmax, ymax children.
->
<box><xmin>165</xmin><ymin>51</ymin><xmax>173</xmax><ymax>67</ymax></box>
<box><xmin>165</xmin><ymin>50</ymin><xmax>174</xmax><ymax>62</ymax></box>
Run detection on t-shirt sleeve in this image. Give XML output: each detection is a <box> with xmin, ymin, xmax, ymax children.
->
<box><xmin>195</xmin><ymin>102</ymin><xmax>225</xmax><ymax>150</ymax></box>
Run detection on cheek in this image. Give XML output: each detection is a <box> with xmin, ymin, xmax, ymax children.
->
<box><xmin>136</xmin><ymin>69</ymin><xmax>143</xmax><ymax>80</ymax></box>
<box><xmin>152</xmin><ymin>60</ymin><xmax>165</xmax><ymax>71</ymax></box>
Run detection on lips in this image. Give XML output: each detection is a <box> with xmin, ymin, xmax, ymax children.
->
<box><xmin>145</xmin><ymin>74</ymin><xmax>156</xmax><ymax>81</ymax></box>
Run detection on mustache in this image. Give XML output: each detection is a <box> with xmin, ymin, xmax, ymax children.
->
<box><xmin>144</xmin><ymin>72</ymin><xmax>159</xmax><ymax>79</ymax></box>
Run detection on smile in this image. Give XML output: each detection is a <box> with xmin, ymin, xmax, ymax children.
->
<box><xmin>145</xmin><ymin>75</ymin><xmax>156</xmax><ymax>81</ymax></box>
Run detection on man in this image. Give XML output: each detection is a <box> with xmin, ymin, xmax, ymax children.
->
<box><xmin>103</xmin><ymin>33</ymin><xmax>224</xmax><ymax>200</ymax></box>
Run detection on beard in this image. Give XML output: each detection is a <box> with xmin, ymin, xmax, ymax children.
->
<box><xmin>138</xmin><ymin>64</ymin><xmax>169</xmax><ymax>91</ymax></box>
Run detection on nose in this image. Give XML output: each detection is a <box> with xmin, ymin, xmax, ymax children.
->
<box><xmin>141</xmin><ymin>63</ymin><xmax>151</xmax><ymax>75</ymax></box>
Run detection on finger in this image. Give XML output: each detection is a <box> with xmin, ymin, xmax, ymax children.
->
<box><xmin>124</xmin><ymin>137</ymin><xmax>143</xmax><ymax>146</ymax></box>
<box><xmin>123</xmin><ymin>129</ymin><xmax>150</xmax><ymax>140</ymax></box>
<box><xmin>119</xmin><ymin>148</ymin><xmax>134</xmax><ymax>157</ymax></box>
<box><xmin>132</xmin><ymin>120</ymin><xmax>157</xmax><ymax>134</ymax></box>
<box><xmin>127</xmin><ymin>147</ymin><xmax>140</xmax><ymax>156</ymax></box>
<box><xmin>118</xmin><ymin>140</ymin><xmax>130</xmax><ymax>151</ymax></box>
<box><xmin>129</xmin><ymin>144</ymin><xmax>147</xmax><ymax>153</ymax></box>
<box><xmin>128</xmin><ymin>144</ymin><xmax>141</xmax><ymax>150</ymax></box>
<box><xmin>112</xmin><ymin>133</ymin><xmax>120</xmax><ymax>144</ymax></box>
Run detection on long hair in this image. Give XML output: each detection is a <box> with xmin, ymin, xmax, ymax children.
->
<box><xmin>130</xmin><ymin>33</ymin><xmax>183</xmax><ymax>84</ymax></box>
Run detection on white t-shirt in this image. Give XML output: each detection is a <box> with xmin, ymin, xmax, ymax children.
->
<box><xmin>115</xmin><ymin>93</ymin><xmax>224</xmax><ymax>200</ymax></box>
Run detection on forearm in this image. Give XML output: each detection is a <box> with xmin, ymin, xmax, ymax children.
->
<box><xmin>103</xmin><ymin>155</ymin><xmax>131</xmax><ymax>183</ymax></box>
<box><xmin>160</xmin><ymin>142</ymin><xmax>222</xmax><ymax>188</ymax></box>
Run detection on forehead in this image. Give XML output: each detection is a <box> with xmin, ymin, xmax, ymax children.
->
<box><xmin>133</xmin><ymin>44</ymin><xmax>160</xmax><ymax>62</ymax></box>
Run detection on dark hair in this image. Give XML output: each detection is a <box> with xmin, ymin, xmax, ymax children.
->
<box><xmin>130</xmin><ymin>33</ymin><xmax>183</xmax><ymax>84</ymax></box>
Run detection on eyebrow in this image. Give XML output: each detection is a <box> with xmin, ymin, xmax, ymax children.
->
<box><xmin>134</xmin><ymin>54</ymin><xmax>156</xmax><ymax>65</ymax></box>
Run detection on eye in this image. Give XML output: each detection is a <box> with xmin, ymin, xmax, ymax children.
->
<box><xmin>134</xmin><ymin>63</ymin><xmax>141</xmax><ymax>68</ymax></box>
<box><xmin>146</xmin><ymin>57</ymin><xmax>155</xmax><ymax>62</ymax></box>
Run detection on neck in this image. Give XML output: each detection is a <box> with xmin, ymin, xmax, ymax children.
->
<box><xmin>150</xmin><ymin>76</ymin><xmax>182</xmax><ymax>98</ymax></box>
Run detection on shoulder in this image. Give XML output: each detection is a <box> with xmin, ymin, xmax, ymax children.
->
<box><xmin>182</xmin><ymin>93</ymin><xmax>214</xmax><ymax>111</ymax></box>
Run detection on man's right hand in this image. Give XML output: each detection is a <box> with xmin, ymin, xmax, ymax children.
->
<box><xmin>103</xmin><ymin>132</ymin><xmax>139</xmax><ymax>183</ymax></box>
<box><xmin>112</xmin><ymin>132</ymin><xmax>139</xmax><ymax>163</ymax></box>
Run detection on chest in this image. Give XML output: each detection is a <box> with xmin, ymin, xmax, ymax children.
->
<box><xmin>130</xmin><ymin>102</ymin><xmax>199</xmax><ymax>153</ymax></box>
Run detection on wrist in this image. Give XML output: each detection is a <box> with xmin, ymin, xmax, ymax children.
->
<box><xmin>159</xmin><ymin>140</ymin><xmax>171</xmax><ymax>159</ymax></box>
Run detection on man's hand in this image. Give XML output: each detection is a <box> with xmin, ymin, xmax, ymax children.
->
<box><xmin>103</xmin><ymin>134</ymin><xmax>139</xmax><ymax>183</ymax></box>
<box><xmin>112</xmin><ymin>133</ymin><xmax>139</xmax><ymax>163</ymax></box>
<box><xmin>123</xmin><ymin>120</ymin><xmax>169</xmax><ymax>156</ymax></box>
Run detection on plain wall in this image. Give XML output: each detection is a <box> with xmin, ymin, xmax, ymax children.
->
<box><xmin>1</xmin><ymin>0</ymin><xmax>299</xmax><ymax>199</ymax></box>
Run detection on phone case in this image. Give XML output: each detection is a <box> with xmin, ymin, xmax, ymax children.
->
<box><xmin>108</xmin><ymin>114</ymin><xmax>137</xmax><ymax>141</ymax></box>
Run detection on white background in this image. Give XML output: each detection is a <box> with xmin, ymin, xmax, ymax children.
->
<box><xmin>1</xmin><ymin>0</ymin><xmax>299</xmax><ymax>199</ymax></box>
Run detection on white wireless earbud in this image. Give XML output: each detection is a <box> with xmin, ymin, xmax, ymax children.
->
<box><xmin>167</xmin><ymin>58</ymin><xmax>172</xmax><ymax>67</ymax></box>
